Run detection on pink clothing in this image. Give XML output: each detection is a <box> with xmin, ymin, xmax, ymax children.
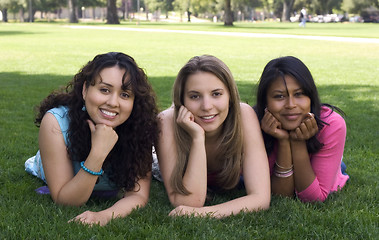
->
<box><xmin>268</xmin><ymin>106</ymin><xmax>349</xmax><ymax>202</ymax></box>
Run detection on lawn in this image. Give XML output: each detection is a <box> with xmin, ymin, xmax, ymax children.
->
<box><xmin>0</xmin><ymin>22</ymin><xmax>378</xmax><ymax>239</ymax></box>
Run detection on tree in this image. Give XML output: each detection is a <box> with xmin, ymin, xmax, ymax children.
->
<box><xmin>68</xmin><ymin>0</ymin><xmax>78</xmax><ymax>22</ymax></box>
<box><xmin>191</xmin><ymin>0</ymin><xmax>217</xmax><ymax>17</ymax></box>
<box><xmin>281</xmin><ymin>0</ymin><xmax>294</xmax><ymax>21</ymax></box>
<box><xmin>342</xmin><ymin>0</ymin><xmax>378</xmax><ymax>14</ymax></box>
<box><xmin>233</xmin><ymin>0</ymin><xmax>262</xmax><ymax>21</ymax></box>
<box><xmin>106</xmin><ymin>0</ymin><xmax>119</xmax><ymax>23</ymax></box>
<box><xmin>173</xmin><ymin>0</ymin><xmax>190</xmax><ymax>21</ymax></box>
<box><xmin>162</xmin><ymin>0</ymin><xmax>174</xmax><ymax>18</ymax></box>
<box><xmin>0</xmin><ymin>0</ymin><xmax>11</xmax><ymax>21</ymax></box>
<box><xmin>144</xmin><ymin>0</ymin><xmax>165</xmax><ymax>20</ymax></box>
<box><xmin>224</xmin><ymin>0</ymin><xmax>233</xmax><ymax>25</ymax></box>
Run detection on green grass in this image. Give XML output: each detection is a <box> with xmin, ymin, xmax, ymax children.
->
<box><xmin>0</xmin><ymin>22</ymin><xmax>378</xmax><ymax>239</ymax></box>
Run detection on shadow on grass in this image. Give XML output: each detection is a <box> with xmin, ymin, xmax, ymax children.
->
<box><xmin>0</xmin><ymin>31</ymin><xmax>40</xmax><ymax>36</ymax></box>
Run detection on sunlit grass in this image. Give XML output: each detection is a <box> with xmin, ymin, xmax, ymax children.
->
<box><xmin>0</xmin><ymin>22</ymin><xmax>378</xmax><ymax>239</ymax></box>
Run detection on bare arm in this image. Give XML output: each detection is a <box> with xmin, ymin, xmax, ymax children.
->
<box><xmin>263</xmin><ymin>111</ymin><xmax>318</xmax><ymax>196</ymax></box>
<box><xmin>71</xmin><ymin>174</ymin><xmax>151</xmax><ymax>226</ymax></box>
<box><xmin>170</xmin><ymin>104</ymin><xmax>271</xmax><ymax>217</ymax></box>
<box><xmin>270</xmin><ymin>139</ymin><xmax>295</xmax><ymax>196</ymax></box>
<box><xmin>156</xmin><ymin>108</ymin><xmax>208</xmax><ymax>207</ymax></box>
<box><xmin>261</xmin><ymin>110</ymin><xmax>295</xmax><ymax>196</ymax></box>
<box><xmin>296</xmin><ymin>112</ymin><xmax>347</xmax><ymax>202</ymax></box>
<box><xmin>290</xmin><ymin>114</ymin><xmax>318</xmax><ymax>192</ymax></box>
<box><xmin>39</xmin><ymin>114</ymin><xmax>117</xmax><ymax>206</ymax></box>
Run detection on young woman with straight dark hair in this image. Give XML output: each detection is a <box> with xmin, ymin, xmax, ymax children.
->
<box><xmin>254</xmin><ymin>56</ymin><xmax>349</xmax><ymax>202</ymax></box>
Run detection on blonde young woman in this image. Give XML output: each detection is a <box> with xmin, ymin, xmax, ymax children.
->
<box><xmin>155</xmin><ymin>55</ymin><xmax>270</xmax><ymax>217</ymax></box>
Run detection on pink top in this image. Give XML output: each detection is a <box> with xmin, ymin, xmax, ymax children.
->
<box><xmin>268</xmin><ymin>106</ymin><xmax>349</xmax><ymax>202</ymax></box>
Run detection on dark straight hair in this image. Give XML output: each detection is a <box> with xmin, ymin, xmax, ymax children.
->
<box><xmin>254</xmin><ymin>56</ymin><xmax>344</xmax><ymax>155</ymax></box>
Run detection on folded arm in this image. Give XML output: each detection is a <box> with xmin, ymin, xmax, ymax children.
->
<box><xmin>169</xmin><ymin>104</ymin><xmax>271</xmax><ymax>217</ymax></box>
<box><xmin>71</xmin><ymin>174</ymin><xmax>151</xmax><ymax>226</ymax></box>
<box><xmin>156</xmin><ymin>108</ymin><xmax>208</xmax><ymax>208</ymax></box>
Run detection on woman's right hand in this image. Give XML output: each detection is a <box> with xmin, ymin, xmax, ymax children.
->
<box><xmin>87</xmin><ymin>120</ymin><xmax>118</xmax><ymax>160</ymax></box>
<box><xmin>176</xmin><ymin>106</ymin><xmax>204</xmax><ymax>139</ymax></box>
<box><xmin>261</xmin><ymin>109</ymin><xmax>289</xmax><ymax>140</ymax></box>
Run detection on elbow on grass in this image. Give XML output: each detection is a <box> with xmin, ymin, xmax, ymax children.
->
<box><xmin>170</xmin><ymin>193</ymin><xmax>206</xmax><ymax>208</ymax></box>
<box><xmin>255</xmin><ymin>193</ymin><xmax>271</xmax><ymax>211</ymax></box>
<box><xmin>53</xmin><ymin>193</ymin><xmax>89</xmax><ymax>207</ymax></box>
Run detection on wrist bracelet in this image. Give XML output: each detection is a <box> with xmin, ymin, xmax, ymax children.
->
<box><xmin>275</xmin><ymin>168</ymin><xmax>293</xmax><ymax>174</ymax></box>
<box><xmin>275</xmin><ymin>162</ymin><xmax>293</xmax><ymax>170</ymax></box>
<box><xmin>80</xmin><ymin>161</ymin><xmax>103</xmax><ymax>176</ymax></box>
<box><xmin>274</xmin><ymin>169</ymin><xmax>294</xmax><ymax>178</ymax></box>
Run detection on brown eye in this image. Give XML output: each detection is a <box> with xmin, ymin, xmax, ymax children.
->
<box><xmin>121</xmin><ymin>92</ymin><xmax>130</xmax><ymax>99</ymax></box>
<box><xmin>100</xmin><ymin>88</ymin><xmax>109</xmax><ymax>93</ymax></box>
<box><xmin>189</xmin><ymin>95</ymin><xmax>199</xmax><ymax>99</ymax></box>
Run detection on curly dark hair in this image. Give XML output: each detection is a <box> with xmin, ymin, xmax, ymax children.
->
<box><xmin>35</xmin><ymin>52</ymin><xmax>159</xmax><ymax>191</ymax></box>
<box><xmin>254</xmin><ymin>56</ymin><xmax>344</xmax><ymax>155</ymax></box>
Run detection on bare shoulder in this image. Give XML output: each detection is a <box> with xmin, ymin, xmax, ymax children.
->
<box><xmin>158</xmin><ymin>107</ymin><xmax>175</xmax><ymax>129</ymax></box>
<box><xmin>239</xmin><ymin>103</ymin><xmax>258</xmax><ymax>122</ymax></box>
<box><xmin>39</xmin><ymin>112</ymin><xmax>62</xmax><ymax>135</ymax></box>
<box><xmin>39</xmin><ymin>112</ymin><xmax>67</xmax><ymax>152</ymax></box>
<box><xmin>239</xmin><ymin>102</ymin><xmax>253</xmax><ymax>112</ymax></box>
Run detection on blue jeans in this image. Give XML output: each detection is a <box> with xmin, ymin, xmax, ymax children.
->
<box><xmin>341</xmin><ymin>161</ymin><xmax>348</xmax><ymax>175</ymax></box>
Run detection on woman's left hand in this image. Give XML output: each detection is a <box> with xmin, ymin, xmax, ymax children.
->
<box><xmin>69</xmin><ymin>210</ymin><xmax>112</xmax><ymax>226</ymax></box>
<box><xmin>290</xmin><ymin>113</ymin><xmax>318</xmax><ymax>141</ymax></box>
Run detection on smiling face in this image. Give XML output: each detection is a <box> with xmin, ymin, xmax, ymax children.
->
<box><xmin>82</xmin><ymin>66</ymin><xmax>135</xmax><ymax>128</ymax></box>
<box><xmin>183</xmin><ymin>71</ymin><xmax>230</xmax><ymax>137</ymax></box>
<box><xmin>266</xmin><ymin>74</ymin><xmax>311</xmax><ymax>131</ymax></box>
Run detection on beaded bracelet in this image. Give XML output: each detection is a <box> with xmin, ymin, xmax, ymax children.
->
<box><xmin>274</xmin><ymin>169</ymin><xmax>294</xmax><ymax>178</ymax></box>
<box><xmin>80</xmin><ymin>161</ymin><xmax>104</xmax><ymax>176</ymax></box>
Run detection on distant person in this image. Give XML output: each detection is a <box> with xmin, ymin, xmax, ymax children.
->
<box><xmin>25</xmin><ymin>52</ymin><xmax>158</xmax><ymax>226</ymax></box>
<box><xmin>254</xmin><ymin>56</ymin><xmax>349</xmax><ymax>202</ymax></box>
<box><xmin>155</xmin><ymin>55</ymin><xmax>270</xmax><ymax>217</ymax></box>
<box><xmin>299</xmin><ymin>7</ymin><xmax>307</xmax><ymax>27</ymax></box>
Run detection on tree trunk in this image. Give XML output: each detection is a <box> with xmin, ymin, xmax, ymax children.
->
<box><xmin>19</xmin><ymin>8</ymin><xmax>24</xmax><ymax>22</ymax></box>
<box><xmin>224</xmin><ymin>0</ymin><xmax>233</xmax><ymax>26</ymax></box>
<box><xmin>281</xmin><ymin>0</ymin><xmax>294</xmax><ymax>22</ymax></box>
<box><xmin>2</xmin><ymin>8</ymin><xmax>8</xmax><ymax>22</ymax></box>
<box><xmin>106</xmin><ymin>0</ymin><xmax>120</xmax><ymax>24</ymax></box>
<box><xmin>68</xmin><ymin>0</ymin><xmax>78</xmax><ymax>23</ymax></box>
<box><xmin>123</xmin><ymin>0</ymin><xmax>128</xmax><ymax>20</ymax></box>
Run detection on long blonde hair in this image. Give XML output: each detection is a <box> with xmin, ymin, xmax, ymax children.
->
<box><xmin>171</xmin><ymin>55</ymin><xmax>243</xmax><ymax>194</ymax></box>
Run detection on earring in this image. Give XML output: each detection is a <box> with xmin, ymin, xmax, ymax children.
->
<box><xmin>82</xmin><ymin>105</ymin><xmax>86</xmax><ymax>111</ymax></box>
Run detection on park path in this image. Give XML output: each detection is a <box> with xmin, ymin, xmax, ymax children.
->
<box><xmin>68</xmin><ymin>25</ymin><xmax>379</xmax><ymax>44</ymax></box>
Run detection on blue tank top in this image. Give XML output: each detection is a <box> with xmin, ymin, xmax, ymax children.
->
<box><xmin>35</xmin><ymin>106</ymin><xmax>117</xmax><ymax>191</ymax></box>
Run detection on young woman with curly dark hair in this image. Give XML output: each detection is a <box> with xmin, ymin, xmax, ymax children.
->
<box><xmin>25</xmin><ymin>52</ymin><xmax>158</xmax><ymax>226</ymax></box>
